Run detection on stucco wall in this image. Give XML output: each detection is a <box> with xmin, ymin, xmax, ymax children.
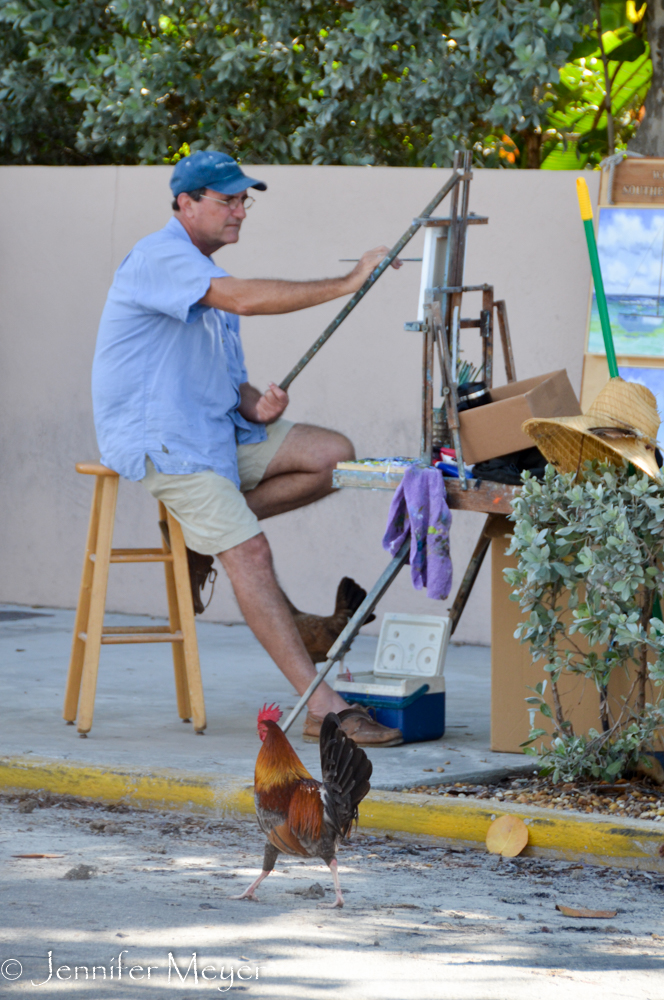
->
<box><xmin>0</xmin><ymin>165</ymin><xmax>599</xmax><ymax>643</ymax></box>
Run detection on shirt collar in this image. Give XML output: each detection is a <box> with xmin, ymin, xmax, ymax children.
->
<box><xmin>165</xmin><ymin>215</ymin><xmax>218</xmax><ymax>261</ymax></box>
<box><xmin>165</xmin><ymin>215</ymin><xmax>194</xmax><ymax>242</ymax></box>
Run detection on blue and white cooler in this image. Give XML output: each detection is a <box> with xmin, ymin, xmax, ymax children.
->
<box><xmin>333</xmin><ymin>613</ymin><xmax>450</xmax><ymax>743</ymax></box>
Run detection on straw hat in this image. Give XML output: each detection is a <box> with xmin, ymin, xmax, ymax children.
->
<box><xmin>522</xmin><ymin>377</ymin><xmax>662</xmax><ymax>480</ymax></box>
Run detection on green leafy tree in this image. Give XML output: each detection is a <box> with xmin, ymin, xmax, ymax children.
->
<box><xmin>540</xmin><ymin>0</ymin><xmax>651</xmax><ymax>169</ymax></box>
<box><xmin>449</xmin><ymin>0</ymin><xmax>591</xmax><ymax>168</ymax></box>
<box><xmin>0</xmin><ymin>0</ymin><xmax>114</xmax><ymax>163</ymax></box>
<box><xmin>0</xmin><ymin>0</ymin><xmax>593</xmax><ymax>166</ymax></box>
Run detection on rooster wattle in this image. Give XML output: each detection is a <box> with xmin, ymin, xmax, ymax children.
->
<box><xmin>231</xmin><ymin>703</ymin><xmax>372</xmax><ymax>908</ymax></box>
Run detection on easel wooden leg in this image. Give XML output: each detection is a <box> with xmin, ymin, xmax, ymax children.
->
<box><xmin>166</xmin><ymin>509</ymin><xmax>206</xmax><ymax>734</ymax></box>
<box><xmin>281</xmin><ymin>540</ymin><xmax>410</xmax><ymax>734</ymax></box>
<box><xmin>77</xmin><ymin>475</ymin><xmax>119</xmax><ymax>735</ymax></box>
<box><xmin>429</xmin><ymin>298</ymin><xmax>468</xmax><ymax>488</ymax></box>
<box><xmin>159</xmin><ymin>502</ymin><xmax>192</xmax><ymax>722</ymax></box>
<box><xmin>64</xmin><ymin>475</ymin><xmax>103</xmax><ymax>723</ymax></box>
<box><xmin>482</xmin><ymin>286</ymin><xmax>494</xmax><ymax>388</ymax></box>
<box><xmin>449</xmin><ymin>514</ymin><xmax>499</xmax><ymax>635</ymax></box>
<box><xmin>495</xmin><ymin>300</ymin><xmax>517</xmax><ymax>383</ymax></box>
<box><xmin>421</xmin><ymin>310</ymin><xmax>435</xmax><ymax>462</ymax></box>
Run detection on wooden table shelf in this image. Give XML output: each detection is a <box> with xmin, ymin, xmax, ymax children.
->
<box><xmin>332</xmin><ymin>468</ymin><xmax>520</xmax><ymax>515</ymax></box>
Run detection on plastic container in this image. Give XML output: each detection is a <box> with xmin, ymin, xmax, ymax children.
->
<box><xmin>334</xmin><ymin>613</ymin><xmax>450</xmax><ymax>743</ymax></box>
<box><xmin>457</xmin><ymin>381</ymin><xmax>490</xmax><ymax>413</ymax></box>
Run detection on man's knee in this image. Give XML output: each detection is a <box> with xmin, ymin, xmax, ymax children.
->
<box><xmin>335</xmin><ymin>433</ymin><xmax>355</xmax><ymax>464</ymax></box>
<box><xmin>218</xmin><ymin>531</ymin><xmax>274</xmax><ymax>574</ymax></box>
<box><xmin>321</xmin><ymin>430</ymin><xmax>355</xmax><ymax>469</ymax></box>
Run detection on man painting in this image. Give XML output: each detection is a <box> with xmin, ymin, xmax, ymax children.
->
<box><xmin>92</xmin><ymin>151</ymin><xmax>402</xmax><ymax>746</ymax></box>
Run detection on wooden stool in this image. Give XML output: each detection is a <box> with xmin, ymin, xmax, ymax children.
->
<box><xmin>64</xmin><ymin>463</ymin><xmax>206</xmax><ymax>736</ymax></box>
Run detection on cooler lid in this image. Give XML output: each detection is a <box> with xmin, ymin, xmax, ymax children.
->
<box><xmin>373</xmin><ymin>613</ymin><xmax>451</xmax><ymax>677</ymax></box>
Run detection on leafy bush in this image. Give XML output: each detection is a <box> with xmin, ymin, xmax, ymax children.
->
<box><xmin>0</xmin><ymin>0</ymin><xmax>591</xmax><ymax>166</ymax></box>
<box><xmin>506</xmin><ymin>462</ymin><xmax>664</xmax><ymax>782</ymax></box>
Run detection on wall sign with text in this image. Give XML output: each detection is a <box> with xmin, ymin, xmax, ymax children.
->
<box><xmin>611</xmin><ymin>158</ymin><xmax>664</xmax><ymax>205</ymax></box>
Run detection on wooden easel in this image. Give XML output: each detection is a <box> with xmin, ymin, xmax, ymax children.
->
<box><xmin>281</xmin><ymin>152</ymin><xmax>519</xmax><ymax>734</ymax></box>
<box><xmin>410</xmin><ymin>150</ymin><xmax>517</xmax><ymax>478</ymax></box>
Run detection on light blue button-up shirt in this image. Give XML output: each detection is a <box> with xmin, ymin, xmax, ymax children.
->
<box><xmin>92</xmin><ymin>216</ymin><xmax>266</xmax><ymax>485</ymax></box>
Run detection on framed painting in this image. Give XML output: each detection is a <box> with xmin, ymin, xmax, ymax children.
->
<box><xmin>587</xmin><ymin>206</ymin><xmax>664</xmax><ymax>359</ymax></box>
<box><xmin>581</xmin><ymin>161</ymin><xmax>664</xmax><ymax>440</ymax></box>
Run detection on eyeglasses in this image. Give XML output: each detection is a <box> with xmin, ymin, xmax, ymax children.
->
<box><xmin>199</xmin><ymin>193</ymin><xmax>255</xmax><ymax>211</ymax></box>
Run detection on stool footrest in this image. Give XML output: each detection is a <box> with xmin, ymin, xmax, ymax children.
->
<box><xmin>103</xmin><ymin>626</ymin><xmax>172</xmax><ymax>634</ymax></box>
<box><xmin>78</xmin><ymin>629</ymin><xmax>184</xmax><ymax>644</ymax></box>
<box><xmin>88</xmin><ymin>548</ymin><xmax>173</xmax><ymax>563</ymax></box>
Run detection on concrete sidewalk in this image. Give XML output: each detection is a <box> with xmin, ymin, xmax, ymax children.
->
<box><xmin>0</xmin><ymin>604</ymin><xmax>530</xmax><ymax>791</ymax></box>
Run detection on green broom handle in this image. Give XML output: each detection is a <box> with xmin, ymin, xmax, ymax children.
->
<box><xmin>576</xmin><ymin>178</ymin><xmax>619</xmax><ymax>379</ymax></box>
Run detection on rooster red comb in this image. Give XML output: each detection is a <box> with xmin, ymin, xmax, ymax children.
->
<box><xmin>257</xmin><ymin>703</ymin><xmax>283</xmax><ymax>724</ymax></box>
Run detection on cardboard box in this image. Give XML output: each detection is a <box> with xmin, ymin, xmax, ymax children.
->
<box><xmin>459</xmin><ymin>369</ymin><xmax>581</xmax><ymax>465</ymax></box>
<box><xmin>489</xmin><ymin>516</ymin><xmax>663</xmax><ymax>754</ymax></box>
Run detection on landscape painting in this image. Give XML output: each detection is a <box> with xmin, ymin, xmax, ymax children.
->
<box><xmin>588</xmin><ymin>207</ymin><xmax>664</xmax><ymax>358</ymax></box>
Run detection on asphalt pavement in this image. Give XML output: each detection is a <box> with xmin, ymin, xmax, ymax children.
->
<box><xmin>1</xmin><ymin>793</ymin><xmax>662</xmax><ymax>999</ymax></box>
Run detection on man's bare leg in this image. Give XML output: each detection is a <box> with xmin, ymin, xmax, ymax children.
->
<box><xmin>218</xmin><ymin>532</ymin><xmax>349</xmax><ymax>717</ymax></box>
<box><xmin>244</xmin><ymin>424</ymin><xmax>354</xmax><ymax>520</ymax></box>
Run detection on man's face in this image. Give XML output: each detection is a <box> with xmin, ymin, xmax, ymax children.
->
<box><xmin>177</xmin><ymin>188</ymin><xmax>248</xmax><ymax>250</ymax></box>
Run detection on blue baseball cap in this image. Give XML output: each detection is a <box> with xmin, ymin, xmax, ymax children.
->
<box><xmin>170</xmin><ymin>150</ymin><xmax>267</xmax><ymax>197</ymax></box>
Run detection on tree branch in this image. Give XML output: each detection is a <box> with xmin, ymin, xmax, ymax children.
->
<box><xmin>593</xmin><ymin>0</ymin><xmax>615</xmax><ymax>155</ymax></box>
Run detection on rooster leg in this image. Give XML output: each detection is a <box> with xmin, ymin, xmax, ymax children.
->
<box><xmin>320</xmin><ymin>857</ymin><xmax>344</xmax><ymax>909</ymax></box>
<box><xmin>229</xmin><ymin>869</ymin><xmax>271</xmax><ymax>902</ymax></box>
<box><xmin>230</xmin><ymin>842</ymin><xmax>279</xmax><ymax>902</ymax></box>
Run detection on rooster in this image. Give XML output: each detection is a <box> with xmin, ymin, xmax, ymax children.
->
<box><xmin>231</xmin><ymin>703</ymin><xmax>372</xmax><ymax>908</ymax></box>
<box><xmin>285</xmin><ymin>576</ymin><xmax>375</xmax><ymax>663</ymax></box>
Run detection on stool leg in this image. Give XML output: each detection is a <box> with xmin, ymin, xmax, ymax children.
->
<box><xmin>159</xmin><ymin>501</ymin><xmax>192</xmax><ymax>722</ymax></box>
<box><xmin>64</xmin><ymin>475</ymin><xmax>103</xmax><ymax>722</ymax></box>
<box><xmin>76</xmin><ymin>475</ymin><xmax>119</xmax><ymax>735</ymax></box>
<box><xmin>166</xmin><ymin>508</ymin><xmax>206</xmax><ymax>733</ymax></box>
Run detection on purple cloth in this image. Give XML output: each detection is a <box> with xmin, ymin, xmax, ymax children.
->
<box><xmin>382</xmin><ymin>466</ymin><xmax>453</xmax><ymax>600</ymax></box>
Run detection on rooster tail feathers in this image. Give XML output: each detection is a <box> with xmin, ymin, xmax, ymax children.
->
<box><xmin>319</xmin><ymin>713</ymin><xmax>372</xmax><ymax>838</ymax></box>
<box><xmin>334</xmin><ymin>577</ymin><xmax>376</xmax><ymax>624</ymax></box>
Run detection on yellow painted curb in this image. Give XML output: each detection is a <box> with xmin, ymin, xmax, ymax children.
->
<box><xmin>363</xmin><ymin>790</ymin><xmax>664</xmax><ymax>871</ymax></box>
<box><xmin>0</xmin><ymin>756</ymin><xmax>254</xmax><ymax>816</ymax></box>
<box><xmin>1</xmin><ymin>755</ymin><xmax>662</xmax><ymax>872</ymax></box>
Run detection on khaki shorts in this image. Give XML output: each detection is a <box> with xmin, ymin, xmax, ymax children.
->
<box><xmin>141</xmin><ymin>418</ymin><xmax>294</xmax><ymax>555</ymax></box>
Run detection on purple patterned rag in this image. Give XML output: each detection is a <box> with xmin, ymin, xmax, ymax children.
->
<box><xmin>382</xmin><ymin>465</ymin><xmax>453</xmax><ymax>600</ymax></box>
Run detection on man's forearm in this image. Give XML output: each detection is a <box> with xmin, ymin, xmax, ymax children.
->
<box><xmin>200</xmin><ymin>245</ymin><xmax>398</xmax><ymax>316</ymax></box>
<box><xmin>201</xmin><ymin>275</ymin><xmax>352</xmax><ymax>316</ymax></box>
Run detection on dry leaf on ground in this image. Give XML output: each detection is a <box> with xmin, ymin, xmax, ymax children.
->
<box><xmin>11</xmin><ymin>853</ymin><xmax>64</xmax><ymax>859</ymax></box>
<box><xmin>485</xmin><ymin>815</ymin><xmax>528</xmax><ymax>857</ymax></box>
<box><xmin>555</xmin><ymin>904</ymin><xmax>617</xmax><ymax>918</ymax></box>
